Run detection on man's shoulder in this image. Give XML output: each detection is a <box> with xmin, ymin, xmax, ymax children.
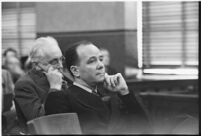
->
<box><xmin>64</xmin><ymin>85</ymin><xmax>88</xmax><ymax>98</ymax></box>
<box><xmin>14</xmin><ymin>73</ymin><xmax>34</xmax><ymax>88</ymax></box>
<box><xmin>67</xmin><ymin>85</ymin><xmax>86</xmax><ymax>94</ymax></box>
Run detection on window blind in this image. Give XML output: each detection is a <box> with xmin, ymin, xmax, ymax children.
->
<box><xmin>2</xmin><ymin>2</ymin><xmax>36</xmax><ymax>56</ymax></box>
<box><xmin>142</xmin><ymin>2</ymin><xmax>198</xmax><ymax>68</ymax></box>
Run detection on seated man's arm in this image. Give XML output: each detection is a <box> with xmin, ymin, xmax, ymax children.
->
<box><xmin>104</xmin><ymin>73</ymin><xmax>148</xmax><ymax>117</ymax></box>
<box><xmin>45</xmin><ymin>91</ymin><xmax>71</xmax><ymax>115</ymax></box>
<box><xmin>104</xmin><ymin>73</ymin><xmax>152</xmax><ymax>133</ymax></box>
<box><xmin>14</xmin><ymin>80</ymin><xmax>45</xmax><ymax>121</ymax></box>
<box><xmin>118</xmin><ymin>91</ymin><xmax>148</xmax><ymax>118</ymax></box>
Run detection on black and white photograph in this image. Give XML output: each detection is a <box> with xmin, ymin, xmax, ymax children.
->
<box><xmin>1</xmin><ymin>1</ymin><xmax>199</xmax><ymax>135</ymax></box>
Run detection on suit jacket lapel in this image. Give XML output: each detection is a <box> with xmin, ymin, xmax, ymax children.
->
<box><xmin>29</xmin><ymin>69</ymin><xmax>50</xmax><ymax>102</ymax></box>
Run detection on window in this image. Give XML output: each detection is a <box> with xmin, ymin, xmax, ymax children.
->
<box><xmin>142</xmin><ymin>2</ymin><xmax>198</xmax><ymax>72</ymax></box>
<box><xmin>2</xmin><ymin>2</ymin><xmax>36</xmax><ymax>57</ymax></box>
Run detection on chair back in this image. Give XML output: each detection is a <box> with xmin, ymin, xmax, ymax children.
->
<box><xmin>27</xmin><ymin>113</ymin><xmax>82</xmax><ymax>134</ymax></box>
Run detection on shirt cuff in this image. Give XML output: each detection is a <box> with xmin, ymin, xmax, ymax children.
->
<box><xmin>48</xmin><ymin>88</ymin><xmax>60</xmax><ymax>94</ymax></box>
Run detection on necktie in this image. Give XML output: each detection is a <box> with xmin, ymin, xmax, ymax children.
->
<box><xmin>92</xmin><ymin>90</ymin><xmax>100</xmax><ymax>97</ymax></box>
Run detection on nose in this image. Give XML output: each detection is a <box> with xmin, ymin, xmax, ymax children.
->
<box><xmin>97</xmin><ymin>60</ymin><xmax>104</xmax><ymax>70</ymax></box>
<box><xmin>57</xmin><ymin>60</ymin><xmax>63</xmax><ymax>69</ymax></box>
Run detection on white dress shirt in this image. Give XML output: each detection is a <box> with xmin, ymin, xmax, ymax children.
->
<box><xmin>73</xmin><ymin>82</ymin><xmax>98</xmax><ymax>94</ymax></box>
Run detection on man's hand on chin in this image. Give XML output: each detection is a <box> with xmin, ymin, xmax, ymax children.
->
<box><xmin>104</xmin><ymin>73</ymin><xmax>129</xmax><ymax>95</ymax></box>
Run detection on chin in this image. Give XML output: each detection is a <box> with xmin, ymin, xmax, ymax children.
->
<box><xmin>96</xmin><ymin>77</ymin><xmax>104</xmax><ymax>83</ymax></box>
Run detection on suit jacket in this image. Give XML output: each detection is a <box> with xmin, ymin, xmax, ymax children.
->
<box><xmin>14</xmin><ymin>69</ymin><xmax>50</xmax><ymax>122</ymax></box>
<box><xmin>45</xmin><ymin>85</ymin><xmax>151</xmax><ymax>134</ymax></box>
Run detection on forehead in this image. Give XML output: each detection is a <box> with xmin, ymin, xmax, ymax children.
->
<box><xmin>44</xmin><ymin>44</ymin><xmax>62</xmax><ymax>60</ymax></box>
<box><xmin>77</xmin><ymin>44</ymin><xmax>101</xmax><ymax>61</ymax></box>
<box><xmin>100</xmin><ymin>50</ymin><xmax>109</xmax><ymax>56</ymax></box>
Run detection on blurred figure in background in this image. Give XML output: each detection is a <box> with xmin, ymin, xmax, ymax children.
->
<box><xmin>2</xmin><ymin>48</ymin><xmax>24</xmax><ymax>83</ymax></box>
<box><xmin>100</xmin><ymin>48</ymin><xmax>117</xmax><ymax>75</ymax></box>
<box><xmin>3</xmin><ymin>48</ymin><xmax>18</xmax><ymax>59</ymax></box>
<box><xmin>4</xmin><ymin>56</ymin><xmax>25</xmax><ymax>83</ymax></box>
<box><xmin>2</xmin><ymin>48</ymin><xmax>18</xmax><ymax>69</ymax></box>
<box><xmin>2</xmin><ymin>69</ymin><xmax>14</xmax><ymax>95</ymax></box>
<box><xmin>2</xmin><ymin>69</ymin><xmax>16</xmax><ymax>135</ymax></box>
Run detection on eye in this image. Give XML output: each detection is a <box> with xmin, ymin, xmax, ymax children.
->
<box><xmin>99</xmin><ymin>57</ymin><xmax>103</xmax><ymax>62</ymax></box>
<box><xmin>49</xmin><ymin>59</ymin><xmax>58</xmax><ymax>65</ymax></box>
<box><xmin>99</xmin><ymin>56</ymin><xmax>103</xmax><ymax>62</ymax></box>
<box><xmin>87</xmin><ymin>58</ymin><xmax>96</xmax><ymax>64</ymax></box>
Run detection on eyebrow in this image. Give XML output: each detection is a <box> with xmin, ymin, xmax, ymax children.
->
<box><xmin>88</xmin><ymin>56</ymin><xmax>96</xmax><ymax>61</ymax></box>
<box><xmin>87</xmin><ymin>53</ymin><xmax>103</xmax><ymax>61</ymax></box>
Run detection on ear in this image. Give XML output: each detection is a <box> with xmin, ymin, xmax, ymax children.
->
<box><xmin>70</xmin><ymin>65</ymin><xmax>80</xmax><ymax>77</ymax></box>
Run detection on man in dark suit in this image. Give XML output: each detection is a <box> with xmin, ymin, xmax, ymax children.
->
<box><xmin>45</xmin><ymin>41</ymin><xmax>151</xmax><ymax>134</ymax></box>
<box><xmin>14</xmin><ymin>37</ymin><xmax>72</xmax><ymax>133</ymax></box>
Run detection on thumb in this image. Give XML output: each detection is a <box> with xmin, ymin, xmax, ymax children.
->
<box><xmin>47</xmin><ymin>66</ymin><xmax>54</xmax><ymax>73</ymax></box>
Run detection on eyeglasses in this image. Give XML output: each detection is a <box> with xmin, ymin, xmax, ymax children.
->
<box><xmin>48</xmin><ymin>56</ymin><xmax>65</xmax><ymax>65</ymax></box>
<box><xmin>38</xmin><ymin>56</ymin><xmax>65</xmax><ymax>66</ymax></box>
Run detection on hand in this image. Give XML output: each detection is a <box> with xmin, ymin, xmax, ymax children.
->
<box><xmin>104</xmin><ymin>73</ymin><xmax>129</xmax><ymax>95</ymax></box>
<box><xmin>45</xmin><ymin>66</ymin><xmax>63</xmax><ymax>90</ymax></box>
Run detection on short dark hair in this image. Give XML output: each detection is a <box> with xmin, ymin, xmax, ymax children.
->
<box><xmin>3</xmin><ymin>48</ymin><xmax>17</xmax><ymax>57</ymax></box>
<box><xmin>65</xmin><ymin>40</ymin><xmax>94</xmax><ymax>77</ymax></box>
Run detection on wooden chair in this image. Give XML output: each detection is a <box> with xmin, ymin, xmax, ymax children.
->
<box><xmin>27</xmin><ymin>113</ymin><xmax>82</xmax><ymax>134</ymax></box>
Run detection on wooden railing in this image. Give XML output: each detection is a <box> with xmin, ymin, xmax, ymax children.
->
<box><xmin>126</xmin><ymin>78</ymin><xmax>198</xmax><ymax>134</ymax></box>
<box><xmin>126</xmin><ymin>78</ymin><xmax>198</xmax><ymax>94</ymax></box>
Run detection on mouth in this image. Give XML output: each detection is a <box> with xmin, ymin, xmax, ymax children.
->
<box><xmin>96</xmin><ymin>72</ymin><xmax>105</xmax><ymax>76</ymax></box>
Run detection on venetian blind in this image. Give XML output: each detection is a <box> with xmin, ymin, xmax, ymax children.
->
<box><xmin>142</xmin><ymin>2</ymin><xmax>198</xmax><ymax>68</ymax></box>
<box><xmin>2</xmin><ymin>2</ymin><xmax>36</xmax><ymax>56</ymax></box>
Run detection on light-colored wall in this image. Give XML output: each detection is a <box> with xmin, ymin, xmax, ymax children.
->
<box><xmin>36</xmin><ymin>2</ymin><xmax>138</xmax><ymax>74</ymax></box>
<box><xmin>124</xmin><ymin>2</ymin><xmax>137</xmax><ymax>30</ymax></box>
<box><xmin>36</xmin><ymin>2</ymin><xmax>137</xmax><ymax>33</ymax></box>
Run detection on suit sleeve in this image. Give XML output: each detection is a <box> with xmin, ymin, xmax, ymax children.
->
<box><xmin>118</xmin><ymin>91</ymin><xmax>147</xmax><ymax>115</ymax></box>
<box><xmin>45</xmin><ymin>91</ymin><xmax>71</xmax><ymax>115</ymax></box>
<box><xmin>14</xmin><ymin>80</ymin><xmax>45</xmax><ymax>121</ymax></box>
<box><xmin>118</xmin><ymin>91</ymin><xmax>152</xmax><ymax>133</ymax></box>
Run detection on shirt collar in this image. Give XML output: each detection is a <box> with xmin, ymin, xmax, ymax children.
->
<box><xmin>73</xmin><ymin>82</ymin><xmax>97</xmax><ymax>94</ymax></box>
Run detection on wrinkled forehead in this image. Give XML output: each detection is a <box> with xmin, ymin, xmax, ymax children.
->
<box><xmin>43</xmin><ymin>44</ymin><xmax>62</xmax><ymax>61</ymax></box>
<box><xmin>76</xmin><ymin>44</ymin><xmax>102</xmax><ymax>61</ymax></box>
<box><xmin>100</xmin><ymin>49</ymin><xmax>109</xmax><ymax>57</ymax></box>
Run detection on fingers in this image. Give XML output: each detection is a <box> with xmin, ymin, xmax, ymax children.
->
<box><xmin>104</xmin><ymin>73</ymin><xmax>111</xmax><ymax>87</ymax></box>
<box><xmin>116</xmin><ymin>73</ymin><xmax>124</xmax><ymax>83</ymax></box>
<box><xmin>47</xmin><ymin>65</ymin><xmax>54</xmax><ymax>73</ymax></box>
<box><xmin>104</xmin><ymin>73</ymin><xmax>128</xmax><ymax>94</ymax></box>
<box><xmin>47</xmin><ymin>66</ymin><xmax>62</xmax><ymax>75</ymax></box>
<box><xmin>110</xmin><ymin>75</ymin><xmax>119</xmax><ymax>87</ymax></box>
<box><xmin>104</xmin><ymin>73</ymin><xmax>119</xmax><ymax>88</ymax></box>
<box><xmin>113</xmin><ymin>75</ymin><xmax>118</xmax><ymax>86</ymax></box>
<box><xmin>110</xmin><ymin>76</ymin><xmax>115</xmax><ymax>88</ymax></box>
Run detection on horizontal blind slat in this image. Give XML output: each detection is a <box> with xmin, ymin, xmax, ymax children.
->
<box><xmin>143</xmin><ymin>1</ymin><xmax>198</xmax><ymax>68</ymax></box>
